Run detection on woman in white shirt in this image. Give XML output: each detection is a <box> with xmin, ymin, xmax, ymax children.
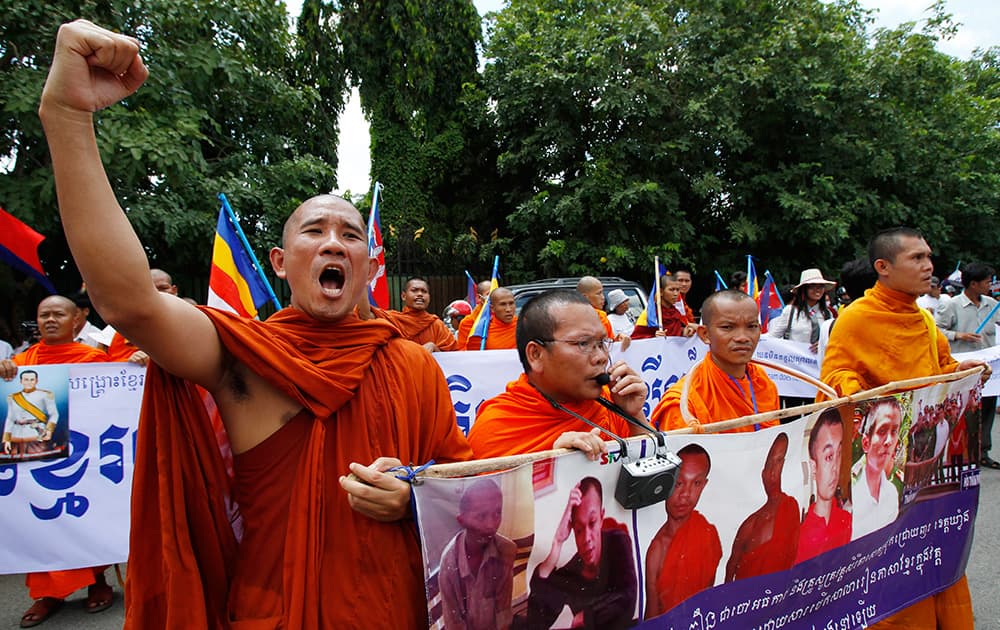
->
<box><xmin>766</xmin><ymin>268</ymin><xmax>837</xmax><ymax>353</ymax></box>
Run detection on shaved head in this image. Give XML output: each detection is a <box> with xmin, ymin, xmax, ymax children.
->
<box><xmin>150</xmin><ymin>268</ymin><xmax>178</xmax><ymax>295</ymax></box>
<box><xmin>700</xmin><ymin>290</ymin><xmax>756</xmax><ymax>326</ymax></box>
<box><xmin>576</xmin><ymin>276</ymin><xmax>602</xmax><ymax>293</ymax></box>
<box><xmin>459</xmin><ymin>479</ymin><xmax>503</xmax><ymax>515</ymax></box>
<box><xmin>38</xmin><ymin>295</ymin><xmax>77</xmax><ymax>313</ymax></box>
<box><xmin>282</xmin><ymin>195</ymin><xmax>364</xmax><ymax>247</ymax></box>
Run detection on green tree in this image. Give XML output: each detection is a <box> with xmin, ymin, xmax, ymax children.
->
<box><xmin>0</xmin><ymin>0</ymin><xmax>343</xmax><ymax>322</ymax></box>
<box><xmin>339</xmin><ymin>0</ymin><xmax>495</xmax><ymax>275</ymax></box>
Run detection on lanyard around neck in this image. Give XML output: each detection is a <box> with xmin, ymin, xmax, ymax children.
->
<box><xmin>726</xmin><ymin>372</ymin><xmax>760</xmax><ymax>430</ymax></box>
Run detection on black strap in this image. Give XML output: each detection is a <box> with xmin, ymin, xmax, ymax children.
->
<box><xmin>529</xmin><ymin>382</ymin><xmax>629</xmax><ymax>455</ymax></box>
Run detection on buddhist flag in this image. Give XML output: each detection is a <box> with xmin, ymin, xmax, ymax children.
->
<box><xmin>207</xmin><ymin>193</ymin><xmax>280</xmax><ymax>318</ymax></box>
<box><xmin>635</xmin><ymin>260</ymin><xmax>668</xmax><ymax>327</ymax></box>
<box><xmin>746</xmin><ymin>255</ymin><xmax>759</xmax><ymax>298</ymax></box>
<box><xmin>367</xmin><ymin>182</ymin><xmax>389</xmax><ymax>309</ymax></box>
<box><xmin>0</xmin><ymin>207</ymin><xmax>56</xmax><ymax>294</ymax></box>
<box><xmin>470</xmin><ymin>256</ymin><xmax>499</xmax><ymax>349</ymax></box>
<box><xmin>757</xmin><ymin>270</ymin><xmax>785</xmax><ymax>333</ymax></box>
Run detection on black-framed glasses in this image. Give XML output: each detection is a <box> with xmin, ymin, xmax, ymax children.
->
<box><xmin>534</xmin><ymin>337</ymin><xmax>613</xmax><ymax>355</ymax></box>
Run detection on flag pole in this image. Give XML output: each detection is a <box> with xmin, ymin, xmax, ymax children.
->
<box><xmin>714</xmin><ymin>270</ymin><xmax>728</xmax><ymax>291</ymax></box>
<box><xmin>480</xmin><ymin>255</ymin><xmax>499</xmax><ymax>350</ymax></box>
<box><xmin>654</xmin><ymin>256</ymin><xmax>663</xmax><ymax>332</ymax></box>
<box><xmin>217</xmin><ymin>193</ymin><xmax>281</xmax><ymax>310</ymax></box>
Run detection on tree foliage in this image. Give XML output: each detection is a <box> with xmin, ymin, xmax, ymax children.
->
<box><xmin>0</xmin><ymin>0</ymin><xmax>343</xmax><ymax>322</ymax></box>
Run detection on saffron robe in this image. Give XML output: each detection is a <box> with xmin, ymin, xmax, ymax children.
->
<box><xmin>596</xmin><ymin>308</ymin><xmax>614</xmax><ymax>338</ymax></box>
<box><xmin>457</xmin><ymin>303</ymin><xmax>484</xmax><ymax>349</ymax></box>
<box><xmin>468</xmin><ymin>374</ymin><xmax>633</xmax><ymax>459</ymax></box>
<box><xmin>631</xmin><ymin>304</ymin><xmax>687</xmax><ymax>339</ymax></box>
<box><xmin>466</xmin><ymin>317</ymin><xmax>517</xmax><ymax>351</ymax></box>
<box><xmin>650</xmin><ymin>354</ymin><xmax>779</xmax><ymax>433</ymax></box>
<box><xmin>106</xmin><ymin>332</ymin><xmax>139</xmax><ymax>362</ymax></box>
<box><xmin>652</xmin><ymin>510</ymin><xmax>721</xmax><ymax>614</ymax></box>
<box><xmin>386</xmin><ymin>306</ymin><xmax>459</xmax><ymax>351</ymax></box>
<box><xmin>14</xmin><ymin>341</ymin><xmax>108</xmax><ymax>600</ymax></box>
<box><xmin>123</xmin><ymin>307</ymin><xmax>472</xmax><ymax>630</ymax></box>
<box><xmin>821</xmin><ymin>281</ymin><xmax>971</xmax><ymax>630</ymax></box>
<box><xmin>15</xmin><ymin>340</ymin><xmax>106</xmax><ymax>365</ymax></box>
<box><xmin>731</xmin><ymin>494</ymin><xmax>800</xmax><ymax>580</ymax></box>
<box><xmin>820</xmin><ymin>282</ymin><xmax>958</xmax><ymax>400</ymax></box>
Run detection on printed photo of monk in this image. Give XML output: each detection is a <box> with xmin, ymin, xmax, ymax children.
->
<box><xmin>526</xmin><ymin>476</ymin><xmax>637</xmax><ymax>629</ymax></box>
<box><xmin>438</xmin><ymin>478</ymin><xmax>516</xmax><ymax>630</ymax></box>
<box><xmin>725</xmin><ymin>432</ymin><xmax>800</xmax><ymax>582</ymax></box>
<box><xmin>851</xmin><ymin>398</ymin><xmax>903</xmax><ymax>540</ymax></box>
<box><xmin>795</xmin><ymin>409</ymin><xmax>851</xmax><ymax>563</ymax></box>
<box><xmin>643</xmin><ymin>443</ymin><xmax>721</xmax><ymax>619</ymax></box>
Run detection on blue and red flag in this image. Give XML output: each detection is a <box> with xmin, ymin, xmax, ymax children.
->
<box><xmin>207</xmin><ymin>193</ymin><xmax>281</xmax><ymax>318</ymax></box>
<box><xmin>469</xmin><ymin>256</ymin><xmax>499</xmax><ymax>349</ymax></box>
<box><xmin>465</xmin><ymin>270</ymin><xmax>477</xmax><ymax>307</ymax></box>
<box><xmin>367</xmin><ymin>182</ymin><xmax>389</xmax><ymax>309</ymax></box>
<box><xmin>0</xmin><ymin>207</ymin><xmax>56</xmax><ymax>293</ymax></box>
<box><xmin>757</xmin><ymin>270</ymin><xmax>785</xmax><ymax>333</ymax></box>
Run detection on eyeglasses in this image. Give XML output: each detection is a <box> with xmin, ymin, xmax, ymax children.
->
<box><xmin>534</xmin><ymin>337</ymin><xmax>613</xmax><ymax>355</ymax></box>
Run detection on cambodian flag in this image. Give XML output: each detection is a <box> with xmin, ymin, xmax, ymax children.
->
<box><xmin>757</xmin><ymin>270</ymin><xmax>785</xmax><ymax>332</ymax></box>
<box><xmin>367</xmin><ymin>182</ymin><xmax>389</xmax><ymax>309</ymax></box>
<box><xmin>465</xmin><ymin>270</ymin><xmax>477</xmax><ymax>307</ymax></box>
<box><xmin>0</xmin><ymin>207</ymin><xmax>56</xmax><ymax>293</ymax></box>
<box><xmin>207</xmin><ymin>194</ymin><xmax>281</xmax><ymax>318</ymax></box>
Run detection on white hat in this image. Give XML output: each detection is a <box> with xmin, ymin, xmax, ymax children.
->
<box><xmin>794</xmin><ymin>268</ymin><xmax>836</xmax><ymax>290</ymax></box>
<box><xmin>607</xmin><ymin>289</ymin><xmax>630</xmax><ymax>311</ymax></box>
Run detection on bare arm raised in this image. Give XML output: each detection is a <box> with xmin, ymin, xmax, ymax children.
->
<box><xmin>39</xmin><ymin>20</ymin><xmax>225</xmax><ymax>390</ymax></box>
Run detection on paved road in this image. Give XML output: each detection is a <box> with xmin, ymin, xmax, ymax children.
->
<box><xmin>3</xmin><ymin>429</ymin><xmax>1000</xmax><ymax>629</ymax></box>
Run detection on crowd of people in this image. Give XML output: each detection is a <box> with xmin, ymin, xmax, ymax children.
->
<box><xmin>0</xmin><ymin>19</ymin><xmax>993</xmax><ymax>630</ymax></box>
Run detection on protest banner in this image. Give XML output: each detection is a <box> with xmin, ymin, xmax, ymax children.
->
<box><xmin>0</xmin><ymin>363</ymin><xmax>141</xmax><ymax>574</ymax></box>
<box><xmin>0</xmin><ymin>342</ymin><xmax>993</xmax><ymax>580</ymax></box>
<box><xmin>412</xmin><ymin>371</ymin><xmax>982</xmax><ymax>629</ymax></box>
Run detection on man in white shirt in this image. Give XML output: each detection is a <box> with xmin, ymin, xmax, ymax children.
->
<box><xmin>935</xmin><ymin>262</ymin><xmax>1000</xmax><ymax>468</ymax></box>
<box><xmin>915</xmin><ymin>276</ymin><xmax>941</xmax><ymax>312</ymax></box>
<box><xmin>851</xmin><ymin>398</ymin><xmax>902</xmax><ymax>540</ymax></box>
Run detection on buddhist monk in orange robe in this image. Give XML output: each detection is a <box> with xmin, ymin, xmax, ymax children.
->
<box><xmin>821</xmin><ymin>228</ymin><xmax>983</xmax><ymax>630</ymax></box>
<box><xmin>576</xmin><ymin>276</ymin><xmax>616</xmax><ymax>338</ymax></box>
<box><xmin>457</xmin><ymin>280</ymin><xmax>492</xmax><ymax>348</ymax></box>
<box><xmin>651</xmin><ymin>290</ymin><xmax>779</xmax><ymax>433</ymax></box>
<box><xmin>466</xmin><ymin>287</ymin><xmax>519</xmax><ymax>351</ymax></box>
<box><xmin>673</xmin><ymin>269</ymin><xmax>697</xmax><ymax>324</ymax></box>
<box><xmin>37</xmin><ymin>27</ymin><xmax>473</xmax><ymax>627</ymax></box>
<box><xmin>645</xmin><ymin>444</ymin><xmax>721</xmax><ymax>618</ymax></box>
<box><xmin>631</xmin><ymin>275</ymin><xmax>698</xmax><ymax>340</ymax></box>
<box><xmin>725</xmin><ymin>433</ymin><xmax>799</xmax><ymax>582</ymax></box>
<box><xmin>384</xmin><ymin>277</ymin><xmax>459</xmax><ymax>352</ymax></box>
<box><xmin>1</xmin><ymin>295</ymin><xmax>112</xmax><ymax>626</ymax></box>
<box><xmin>468</xmin><ymin>290</ymin><xmax>648</xmax><ymax>460</ymax></box>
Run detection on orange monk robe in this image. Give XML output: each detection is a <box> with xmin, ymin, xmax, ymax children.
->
<box><xmin>650</xmin><ymin>353</ymin><xmax>779</xmax><ymax>433</ymax></box>
<box><xmin>820</xmin><ymin>282</ymin><xmax>958</xmax><ymax>401</ymax></box>
<box><xmin>457</xmin><ymin>302</ymin><xmax>484</xmax><ymax>349</ymax></box>
<box><xmin>124</xmin><ymin>307</ymin><xmax>472</xmax><ymax>630</ymax></box>
<box><xmin>385</xmin><ymin>306</ymin><xmax>459</xmax><ymax>351</ymax></box>
<box><xmin>652</xmin><ymin>510</ymin><xmax>721</xmax><ymax>614</ymax></box>
<box><xmin>466</xmin><ymin>316</ymin><xmax>518</xmax><ymax>351</ymax></box>
<box><xmin>596</xmin><ymin>308</ymin><xmax>614</xmax><ymax>338</ymax></box>
<box><xmin>14</xmin><ymin>341</ymin><xmax>109</xmax><ymax>600</ymax></box>
<box><xmin>14</xmin><ymin>340</ymin><xmax>107</xmax><ymax>365</ymax></box>
<box><xmin>105</xmin><ymin>332</ymin><xmax>139</xmax><ymax>362</ymax></box>
<box><xmin>468</xmin><ymin>373</ymin><xmax>633</xmax><ymax>459</ymax></box>
<box><xmin>820</xmin><ymin>282</ymin><xmax>971</xmax><ymax>630</ymax></box>
<box><xmin>677</xmin><ymin>294</ymin><xmax>696</xmax><ymax>324</ymax></box>
<box><xmin>732</xmin><ymin>494</ymin><xmax>799</xmax><ymax>581</ymax></box>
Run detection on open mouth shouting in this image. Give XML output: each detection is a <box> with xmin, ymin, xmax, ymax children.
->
<box><xmin>319</xmin><ymin>265</ymin><xmax>346</xmax><ymax>296</ymax></box>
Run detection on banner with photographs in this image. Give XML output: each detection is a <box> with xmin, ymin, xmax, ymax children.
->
<box><xmin>411</xmin><ymin>372</ymin><xmax>982</xmax><ymax>629</ymax></box>
<box><xmin>0</xmin><ymin>363</ymin><xmax>141</xmax><ymax>574</ymax></box>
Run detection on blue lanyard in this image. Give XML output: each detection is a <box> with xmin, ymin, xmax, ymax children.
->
<box><xmin>727</xmin><ymin>373</ymin><xmax>761</xmax><ymax>431</ymax></box>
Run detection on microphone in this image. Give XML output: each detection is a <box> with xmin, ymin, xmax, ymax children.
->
<box><xmin>594</xmin><ymin>373</ymin><xmax>611</xmax><ymax>386</ymax></box>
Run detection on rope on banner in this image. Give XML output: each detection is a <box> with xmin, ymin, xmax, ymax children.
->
<box><xmin>418</xmin><ymin>367</ymin><xmax>986</xmax><ymax>479</ymax></box>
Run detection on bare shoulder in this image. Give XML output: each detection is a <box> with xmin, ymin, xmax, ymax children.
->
<box><xmin>212</xmin><ymin>360</ymin><xmax>303</xmax><ymax>455</ymax></box>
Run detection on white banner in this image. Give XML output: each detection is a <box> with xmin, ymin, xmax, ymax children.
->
<box><xmin>0</xmin><ymin>364</ymin><xmax>141</xmax><ymax>574</ymax></box>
